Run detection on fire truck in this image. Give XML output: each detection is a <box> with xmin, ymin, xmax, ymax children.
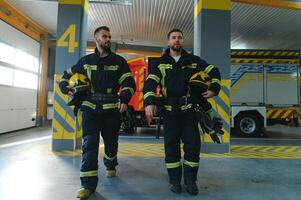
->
<box><xmin>122</xmin><ymin>50</ymin><xmax>300</xmax><ymax>137</ymax></box>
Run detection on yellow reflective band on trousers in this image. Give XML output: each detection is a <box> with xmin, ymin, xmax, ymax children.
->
<box><xmin>80</xmin><ymin>170</ymin><xmax>98</xmax><ymax>177</ymax></box>
<box><xmin>183</xmin><ymin>160</ymin><xmax>199</xmax><ymax>168</ymax></box>
<box><xmin>211</xmin><ymin>78</ymin><xmax>221</xmax><ymax>85</ymax></box>
<box><xmin>148</xmin><ymin>74</ymin><xmax>160</xmax><ymax>83</ymax></box>
<box><xmin>204</xmin><ymin>65</ymin><xmax>215</xmax><ymax>74</ymax></box>
<box><xmin>122</xmin><ymin>87</ymin><xmax>134</xmax><ymax>95</ymax></box>
<box><xmin>158</xmin><ymin>64</ymin><xmax>172</xmax><ymax>96</ymax></box>
<box><xmin>144</xmin><ymin>91</ymin><xmax>155</xmax><ymax>99</ymax></box>
<box><xmin>166</xmin><ymin>161</ymin><xmax>181</xmax><ymax>169</ymax></box>
<box><xmin>102</xmin><ymin>103</ymin><xmax>118</xmax><ymax>109</ymax></box>
<box><xmin>119</xmin><ymin>72</ymin><xmax>132</xmax><ymax>84</ymax></box>
<box><xmin>104</xmin><ymin>153</ymin><xmax>117</xmax><ymax>161</ymax></box>
<box><xmin>181</xmin><ymin>104</ymin><xmax>192</xmax><ymax>110</ymax></box>
<box><xmin>82</xmin><ymin>101</ymin><xmax>96</xmax><ymax>110</ymax></box>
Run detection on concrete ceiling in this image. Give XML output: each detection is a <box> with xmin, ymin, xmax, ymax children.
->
<box><xmin>4</xmin><ymin>0</ymin><xmax>301</xmax><ymax>49</ymax></box>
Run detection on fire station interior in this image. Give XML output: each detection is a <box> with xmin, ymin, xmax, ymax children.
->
<box><xmin>0</xmin><ymin>0</ymin><xmax>301</xmax><ymax>200</ymax></box>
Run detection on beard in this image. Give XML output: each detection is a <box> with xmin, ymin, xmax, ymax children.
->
<box><xmin>170</xmin><ymin>44</ymin><xmax>182</xmax><ymax>52</ymax></box>
<box><xmin>97</xmin><ymin>41</ymin><xmax>111</xmax><ymax>51</ymax></box>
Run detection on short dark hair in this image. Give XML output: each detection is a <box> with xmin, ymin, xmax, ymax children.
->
<box><xmin>94</xmin><ymin>26</ymin><xmax>110</xmax><ymax>35</ymax></box>
<box><xmin>167</xmin><ymin>28</ymin><xmax>184</xmax><ymax>39</ymax></box>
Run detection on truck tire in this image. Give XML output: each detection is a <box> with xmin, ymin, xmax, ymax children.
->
<box><xmin>235</xmin><ymin>113</ymin><xmax>263</xmax><ymax>137</ymax></box>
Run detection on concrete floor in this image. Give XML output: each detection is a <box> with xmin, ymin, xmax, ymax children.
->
<box><xmin>0</xmin><ymin>126</ymin><xmax>301</xmax><ymax>200</ymax></box>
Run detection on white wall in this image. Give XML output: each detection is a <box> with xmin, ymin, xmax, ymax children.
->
<box><xmin>0</xmin><ymin>20</ymin><xmax>40</xmax><ymax>134</ymax></box>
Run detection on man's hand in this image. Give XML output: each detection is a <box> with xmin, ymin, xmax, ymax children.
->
<box><xmin>66</xmin><ymin>85</ymin><xmax>74</xmax><ymax>95</ymax></box>
<box><xmin>202</xmin><ymin>90</ymin><xmax>215</xmax><ymax>99</ymax></box>
<box><xmin>118</xmin><ymin>103</ymin><xmax>127</xmax><ymax>113</ymax></box>
<box><xmin>145</xmin><ymin>105</ymin><xmax>157</xmax><ymax>126</ymax></box>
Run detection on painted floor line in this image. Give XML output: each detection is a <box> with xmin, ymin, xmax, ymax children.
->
<box><xmin>0</xmin><ymin>135</ymin><xmax>51</xmax><ymax>148</ymax></box>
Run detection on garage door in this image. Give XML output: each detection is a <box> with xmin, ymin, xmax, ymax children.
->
<box><xmin>0</xmin><ymin>20</ymin><xmax>40</xmax><ymax>134</ymax></box>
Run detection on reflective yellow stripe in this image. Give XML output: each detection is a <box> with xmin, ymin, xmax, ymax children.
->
<box><xmin>104</xmin><ymin>65</ymin><xmax>119</xmax><ymax>71</ymax></box>
<box><xmin>158</xmin><ymin>64</ymin><xmax>173</xmax><ymax>69</ymax></box>
<box><xmin>83</xmin><ymin>64</ymin><xmax>97</xmax><ymax>71</ymax></box>
<box><xmin>83</xmin><ymin>64</ymin><xmax>96</xmax><ymax>93</ymax></box>
<box><xmin>204</xmin><ymin>65</ymin><xmax>214</xmax><ymax>74</ymax></box>
<box><xmin>60</xmin><ymin>78</ymin><xmax>68</xmax><ymax>83</ymax></box>
<box><xmin>148</xmin><ymin>74</ymin><xmax>160</xmax><ymax>83</ymax></box>
<box><xmin>80</xmin><ymin>170</ymin><xmax>98</xmax><ymax>177</ymax></box>
<box><xmin>164</xmin><ymin>105</ymin><xmax>172</xmax><ymax>111</ymax></box>
<box><xmin>119</xmin><ymin>72</ymin><xmax>132</xmax><ymax>84</ymax></box>
<box><xmin>144</xmin><ymin>91</ymin><xmax>155</xmax><ymax>100</ymax></box>
<box><xmin>104</xmin><ymin>153</ymin><xmax>117</xmax><ymax>161</ymax></box>
<box><xmin>66</xmin><ymin>68</ymin><xmax>73</xmax><ymax>75</ymax></box>
<box><xmin>183</xmin><ymin>160</ymin><xmax>199</xmax><ymax>168</ymax></box>
<box><xmin>158</xmin><ymin>64</ymin><xmax>171</xmax><ymax>96</ymax></box>
<box><xmin>82</xmin><ymin>101</ymin><xmax>96</xmax><ymax>110</ymax></box>
<box><xmin>122</xmin><ymin>87</ymin><xmax>134</xmax><ymax>95</ymax></box>
<box><xmin>103</xmin><ymin>103</ymin><xmax>118</xmax><ymax>109</ymax></box>
<box><xmin>166</xmin><ymin>161</ymin><xmax>181</xmax><ymax>169</ymax></box>
<box><xmin>181</xmin><ymin>103</ymin><xmax>192</xmax><ymax>110</ymax></box>
<box><xmin>182</xmin><ymin>63</ymin><xmax>197</xmax><ymax>69</ymax></box>
<box><xmin>211</xmin><ymin>78</ymin><xmax>221</xmax><ymax>85</ymax></box>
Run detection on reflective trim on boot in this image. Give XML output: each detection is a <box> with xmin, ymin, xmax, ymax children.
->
<box><xmin>106</xmin><ymin>170</ymin><xmax>117</xmax><ymax>177</ymax></box>
<box><xmin>76</xmin><ymin>188</ymin><xmax>94</xmax><ymax>198</ymax></box>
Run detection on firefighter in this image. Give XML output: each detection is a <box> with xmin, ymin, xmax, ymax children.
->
<box><xmin>59</xmin><ymin>26</ymin><xmax>136</xmax><ymax>199</ymax></box>
<box><xmin>143</xmin><ymin>28</ymin><xmax>221</xmax><ymax>195</ymax></box>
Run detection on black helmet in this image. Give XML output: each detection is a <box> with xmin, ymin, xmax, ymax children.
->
<box><xmin>189</xmin><ymin>71</ymin><xmax>210</xmax><ymax>99</ymax></box>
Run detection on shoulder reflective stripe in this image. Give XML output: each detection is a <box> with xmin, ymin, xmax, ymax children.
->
<box><xmin>83</xmin><ymin>64</ymin><xmax>97</xmax><ymax>70</ymax></box>
<box><xmin>183</xmin><ymin>160</ymin><xmax>199</xmax><ymax>167</ymax></box>
<box><xmin>104</xmin><ymin>153</ymin><xmax>117</xmax><ymax>161</ymax></box>
<box><xmin>204</xmin><ymin>65</ymin><xmax>215</xmax><ymax>74</ymax></box>
<box><xmin>82</xmin><ymin>101</ymin><xmax>96</xmax><ymax>110</ymax></box>
<box><xmin>166</xmin><ymin>161</ymin><xmax>181</xmax><ymax>169</ymax></box>
<box><xmin>122</xmin><ymin>87</ymin><xmax>134</xmax><ymax>95</ymax></box>
<box><xmin>211</xmin><ymin>78</ymin><xmax>221</xmax><ymax>85</ymax></box>
<box><xmin>164</xmin><ymin>105</ymin><xmax>172</xmax><ymax>111</ymax></box>
<box><xmin>80</xmin><ymin>170</ymin><xmax>98</xmax><ymax>177</ymax></box>
<box><xmin>103</xmin><ymin>103</ymin><xmax>118</xmax><ymax>109</ymax></box>
<box><xmin>66</xmin><ymin>68</ymin><xmax>73</xmax><ymax>75</ymax></box>
<box><xmin>192</xmin><ymin>63</ymin><xmax>197</xmax><ymax>68</ymax></box>
<box><xmin>60</xmin><ymin>78</ymin><xmax>68</xmax><ymax>82</ymax></box>
<box><xmin>143</xmin><ymin>91</ymin><xmax>155</xmax><ymax>99</ymax></box>
<box><xmin>148</xmin><ymin>74</ymin><xmax>160</xmax><ymax>83</ymax></box>
<box><xmin>119</xmin><ymin>72</ymin><xmax>132</xmax><ymax>84</ymax></box>
<box><xmin>181</xmin><ymin>104</ymin><xmax>192</xmax><ymax>110</ymax></box>
<box><xmin>104</xmin><ymin>65</ymin><xmax>119</xmax><ymax>71</ymax></box>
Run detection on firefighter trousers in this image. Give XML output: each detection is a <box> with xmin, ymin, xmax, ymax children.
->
<box><xmin>80</xmin><ymin>110</ymin><xmax>121</xmax><ymax>190</ymax></box>
<box><xmin>163</xmin><ymin>110</ymin><xmax>200</xmax><ymax>184</ymax></box>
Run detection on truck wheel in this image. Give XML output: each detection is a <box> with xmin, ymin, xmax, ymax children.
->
<box><xmin>235</xmin><ymin>113</ymin><xmax>262</xmax><ymax>137</ymax></box>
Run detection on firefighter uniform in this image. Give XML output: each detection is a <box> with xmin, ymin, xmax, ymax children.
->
<box><xmin>59</xmin><ymin>48</ymin><xmax>136</xmax><ymax>191</ymax></box>
<box><xmin>143</xmin><ymin>49</ymin><xmax>220</xmax><ymax>186</ymax></box>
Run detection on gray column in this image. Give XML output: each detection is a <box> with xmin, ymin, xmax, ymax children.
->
<box><xmin>52</xmin><ymin>0</ymin><xmax>88</xmax><ymax>151</ymax></box>
<box><xmin>194</xmin><ymin>0</ymin><xmax>231</xmax><ymax>153</ymax></box>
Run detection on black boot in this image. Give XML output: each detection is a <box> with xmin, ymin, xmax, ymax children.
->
<box><xmin>185</xmin><ymin>181</ymin><xmax>199</xmax><ymax>195</ymax></box>
<box><xmin>169</xmin><ymin>183</ymin><xmax>182</xmax><ymax>194</ymax></box>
